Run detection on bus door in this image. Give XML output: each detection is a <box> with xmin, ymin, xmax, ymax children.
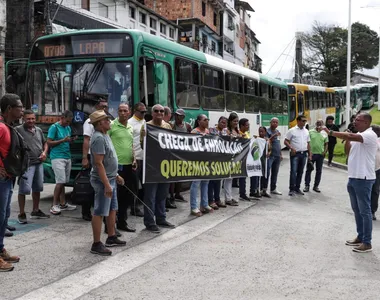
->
<box><xmin>5</xmin><ymin>59</ymin><xmax>28</xmax><ymax>106</ymax></box>
<box><xmin>139</xmin><ymin>55</ymin><xmax>173</xmax><ymax>115</ymax></box>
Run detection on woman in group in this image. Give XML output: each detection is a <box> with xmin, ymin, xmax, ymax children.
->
<box><xmin>224</xmin><ymin>113</ymin><xmax>241</xmax><ymax>206</ymax></box>
<box><xmin>208</xmin><ymin>116</ymin><xmax>228</xmax><ymax>209</ymax></box>
<box><xmin>190</xmin><ymin>114</ymin><xmax>214</xmax><ymax>217</ymax></box>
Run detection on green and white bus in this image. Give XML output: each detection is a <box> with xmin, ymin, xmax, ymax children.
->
<box><xmin>356</xmin><ymin>83</ymin><xmax>376</xmax><ymax>109</ymax></box>
<box><xmin>17</xmin><ymin>29</ymin><xmax>288</xmax><ymax>184</ymax></box>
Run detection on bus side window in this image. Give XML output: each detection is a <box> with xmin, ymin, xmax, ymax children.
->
<box><xmin>259</xmin><ymin>82</ymin><xmax>270</xmax><ymax>113</ymax></box>
<box><xmin>200</xmin><ymin>66</ymin><xmax>224</xmax><ymax>110</ymax></box>
<box><xmin>244</xmin><ymin>78</ymin><xmax>260</xmax><ymax>113</ymax></box>
<box><xmin>175</xmin><ymin>59</ymin><xmax>200</xmax><ymax>109</ymax></box>
<box><xmin>154</xmin><ymin>62</ymin><xmax>172</xmax><ymax>108</ymax></box>
<box><xmin>225</xmin><ymin>72</ymin><xmax>244</xmax><ymax>112</ymax></box>
<box><xmin>281</xmin><ymin>88</ymin><xmax>288</xmax><ymax>114</ymax></box>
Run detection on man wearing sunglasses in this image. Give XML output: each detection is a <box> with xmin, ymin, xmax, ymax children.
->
<box><xmin>140</xmin><ymin>104</ymin><xmax>175</xmax><ymax>233</ymax></box>
<box><xmin>284</xmin><ymin>115</ymin><xmax>312</xmax><ymax>197</ymax></box>
<box><xmin>128</xmin><ymin>102</ymin><xmax>147</xmax><ymax>217</ymax></box>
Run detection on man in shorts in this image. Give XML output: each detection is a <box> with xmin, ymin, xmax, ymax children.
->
<box><xmin>89</xmin><ymin>110</ymin><xmax>126</xmax><ymax>255</ymax></box>
<box><xmin>16</xmin><ymin>110</ymin><xmax>49</xmax><ymax>223</ymax></box>
<box><xmin>47</xmin><ymin>110</ymin><xmax>77</xmax><ymax>215</ymax></box>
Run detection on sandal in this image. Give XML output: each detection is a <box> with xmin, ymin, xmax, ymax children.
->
<box><xmin>209</xmin><ymin>202</ymin><xmax>219</xmax><ymax>210</ymax></box>
<box><xmin>230</xmin><ymin>199</ymin><xmax>239</xmax><ymax>206</ymax></box>
<box><xmin>190</xmin><ymin>208</ymin><xmax>203</xmax><ymax>217</ymax></box>
<box><xmin>216</xmin><ymin>201</ymin><xmax>227</xmax><ymax>208</ymax></box>
<box><xmin>200</xmin><ymin>205</ymin><xmax>214</xmax><ymax>214</ymax></box>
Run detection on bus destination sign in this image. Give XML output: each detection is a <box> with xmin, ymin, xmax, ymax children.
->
<box><xmin>31</xmin><ymin>33</ymin><xmax>132</xmax><ymax>60</ymax></box>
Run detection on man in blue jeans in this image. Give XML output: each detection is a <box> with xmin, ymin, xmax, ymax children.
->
<box><xmin>0</xmin><ymin>94</ymin><xmax>23</xmax><ymax>271</ymax></box>
<box><xmin>304</xmin><ymin>119</ymin><xmax>328</xmax><ymax>193</ymax></box>
<box><xmin>284</xmin><ymin>115</ymin><xmax>311</xmax><ymax>196</ymax></box>
<box><xmin>266</xmin><ymin>117</ymin><xmax>283</xmax><ymax>195</ymax></box>
<box><xmin>324</xmin><ymin>113</ymin><xmax>377</xmax><ymax>253</ymax></box>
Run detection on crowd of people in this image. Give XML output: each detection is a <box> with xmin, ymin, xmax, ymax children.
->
<box><xmin>1</xmin><ymin>92</ymin><xmax>380</xmax><ymax>272</ymax></box>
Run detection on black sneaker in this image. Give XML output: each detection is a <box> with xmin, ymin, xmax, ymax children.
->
<box><xmin>303</xmin><ymin>186</ymin><xmax>309</xmax><ymax>192</ymax></box>
<box><xmin>105</xmin><ymin>235</ymin><xmax>127</xmax><ymax>247</ymax></box>
<box><xmin>31</xmin><ymin>210</ymin><xmax>50</xmax><ymax>219</ymax></box>
<box><xmin>239</xmin><ymin>195</ymin><xmax>250</xmax><ymax>201</ymax></box>
<box><xmin>294</xmin><ymin>189</ymin><xmax>305</xmax><ymax>195</ymax></box>
<box><xmin>156</xmin><ymin>220</ymin><xmax>175</xmax><ymax>228</ymax></box>
<box><xmin>373</xmin><ymin>213</ymin><xmax>377</xmax><ymax>221</ymax></box>
<box><xmin>82</xmin><ymin>214</ymin><xmax>92</xmax><ymax>221</ymax></box>
<box><xmin>5</xmin><ymin>229</ymin><xmax>13</xmax><ymax>237</ymax></box>
<box><xmin>104</xmin><ymin>225</ymin><xmax>122</xmax><ymax>237</ymax></box>
<box><xmin>90</xmin><ymin>242</ymin><xmax>112</xmax><ymax>256</ymax></box>
<box><xmin>146</xmin><ymin>225</ymin><xmax>161</xmax><ymax>233</ymax></box>
<box><xmin>250</xmin><ymin>191</ymin><xmax>262</xmax><ymax>198</ymax></box>
<box><xmin>6</xmin><ymin>225</ymin><xmax>16</xmax><ymax>231</ymax></box>
<box><xmin>313</xmin><ymin>187</ymin><xmax>321</xmax><ymax>193</ymax></box>
<box><xmin>18</xmin><ymin>213</ymin><xmax>27</xmax><ymax>224</ymax></box>
<box><xmin>288</xmin><ymin>190</ymin><xmax>295</xmax><ymax>196</ymax></box>
<box><xmin>261</xmin><ymin>190</ymin><xmax>271</xmax><ymax>198</ymax></box>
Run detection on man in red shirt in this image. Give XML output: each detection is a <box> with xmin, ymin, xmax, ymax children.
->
<box><xmin>0</xmin><ymin>94</ymin><xmax>23</xmax><ymax>272</ymax></box>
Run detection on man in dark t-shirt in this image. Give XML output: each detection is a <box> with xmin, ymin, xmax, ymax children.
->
<box><xmin>16</xmin><ymin>110</ymin><xmax>49</xmax><ymax>223</ymax></box>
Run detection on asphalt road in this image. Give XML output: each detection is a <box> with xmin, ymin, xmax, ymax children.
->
<box><xmin>3</xmin><ymin>156</ymin><xmax>380</xmax><ymax>300</ymax></box>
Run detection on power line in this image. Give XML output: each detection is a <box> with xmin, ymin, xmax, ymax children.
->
<box><xmin>265</xmin><ymin>37</ymin><xmax>295</xmax><ymax>75</ymax></box>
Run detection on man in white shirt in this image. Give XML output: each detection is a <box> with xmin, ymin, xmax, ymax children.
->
<box><xmin>284</xmin><ymin>115</ymin><xmax>311</xmax><ymax>196</ymax></box>
<box><xmin>324</xmin><ymin>112</ymin><xmax>377</xmax><ymax>253</ymax></box>
<box><xmin>370</xmin><ymin>125</ymin><xmax>380</xmax><ymax>221</ymax></box>
<box><xmin>128</xmin><ymin>102</ymin><xmax>147</xmax><ymax>216</ymax></box>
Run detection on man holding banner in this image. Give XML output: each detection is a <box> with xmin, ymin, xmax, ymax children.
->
<box><xmin>140</xmin><ymin>104</ymin><xmax>175</xmax><ymax>233</ymax></box>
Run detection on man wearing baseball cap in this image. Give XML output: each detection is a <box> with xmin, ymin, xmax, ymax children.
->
<box><xmin>89</xmin><ymin>110</ymin><xmax>126</xmax><ymax>255</ymax></box>
<box><xmin>168</xmin><ymin>109</ymin><xmax>191</xmax><ymax>204</ymax></box>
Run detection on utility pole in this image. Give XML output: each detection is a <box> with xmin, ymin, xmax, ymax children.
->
<box><xmin>346</xmin><ymin>0</ymin><xmax>352</xmax><ymax>124</ymax></box>
<box><xmin>45</xmin><ymin>0</ymin><xmax>52</xmax><ymax>35</ymax></box>
<box><xmin>295</xmin><ymin>32</ymin><xmax>303</xmax><ymax>83</ymax></box>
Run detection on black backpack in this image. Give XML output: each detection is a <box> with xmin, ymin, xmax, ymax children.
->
<box><xmin>0</xmin><ymin>121</ymin><xmax>29</xmax><ymax>177</ymax></box>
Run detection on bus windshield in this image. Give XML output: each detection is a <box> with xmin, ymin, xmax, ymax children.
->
<box><xmin>28</xmin><ymin>61</ymin><xmax>132</xmax><ymax>119</ymax></box>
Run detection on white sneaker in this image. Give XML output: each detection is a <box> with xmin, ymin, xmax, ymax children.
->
<box><xmin>271</xmin><ymin>189</ymin><xmax>282</xmax><ymax>195</ymax></box>
<box><xmin>50</xmin><ymin>205</ymin><xmax>61</xmax><ymax>215</ymax></box>
<box><xmin>59</xmin><ymin>203</ymin><xmax>77</xmax><ymax>211</ymax></box>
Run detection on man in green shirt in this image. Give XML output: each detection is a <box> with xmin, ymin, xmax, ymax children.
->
<box><xmin>109</xmin><ymin>103</ymin><xmax>137</xmax><ymax>233</ymax></box>
<box><xmin>304</xmin><ymin>119</ymin><xmax>328</xmax><ymax>193</ymax></box>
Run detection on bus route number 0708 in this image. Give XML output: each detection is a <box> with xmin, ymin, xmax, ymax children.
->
<box><xmin>44</xmin><ymin>45</ymin><xmax>66</xmax><ymax>58</ymax></box>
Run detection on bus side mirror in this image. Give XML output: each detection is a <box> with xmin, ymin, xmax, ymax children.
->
<box><xmin>153</xmin><ymin>63</ymin><xmax>164</xmax><ymax>85</ymax></box>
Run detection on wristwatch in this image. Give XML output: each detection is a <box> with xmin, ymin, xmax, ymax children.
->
<box><xmin>329</xmin><ymin>130</ymin><xmax>334</xmax><ymax>136</ymax></box>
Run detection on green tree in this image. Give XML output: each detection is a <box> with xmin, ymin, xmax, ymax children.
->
<box><xmin>302</xmin><ymin>21</ymin><xmax>379</xmax><ymax>87</ymax></box>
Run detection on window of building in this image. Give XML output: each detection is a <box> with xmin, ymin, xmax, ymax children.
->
<box><xmin>150</xmin><ymin>30</ymin><xmax>156</xmax><ymax>35</ymax></box>
<box><xmin>244</xmin><ymin>78</ymin><xmax>260</xmax><ymax>113</ymax></box>
<box><xmin>213</xmin><ymin>12</ymin><xmax>217</xmax><ymax>26</ymax></box>
<box><xmin>175</xmin><ymin>59</ymin><xmax>200</xmax><ymax>108</ymax></box>
<box><xmin>211</xmin><ymin>41</ymin><xmax>216</xmax><ymax>52</ymax></box>
<box><xmin>225</xmin><ymin>73</ymin><xmax>244</xmax><ymax>112</ymax></box>
<box><xmin>129</xmin><ymin>6</ymin><xmax>135</xmax><ymax>19</ymax></box>
<box><xmin>202</xmin><ymin>1</ymin><xmax>206</xmax><ymax>16</ymax></box>
<box><xmin>169</xmin><ymin>28</ymin><xmax>175</xmax><ymax>39</ymax></box>
<box><xmin>228</xmin><ymin>15</ymin><xmax>233</xmax><ymax>30</ymax></box>
<box><xmin>139</xmin><ymin>12</ymin><xmax>146</xmax><ymax>24</ymax></box>
<box><xmin>150</xmin><ymin>18</ymin><xmax>157</xmax><ymax>30</ymax></box>
<box><xmin>201</xmin><ymin>66</ymin><xmax>224</xmax><ymax>110</ymax></box>
<box><xmin>160</xmin><ymin>23</ymin><xmax>166</xmax><ymax>34</ymax></box>
<box><xmin>98</xmin><ymin>3</ymin><xmax>108</xmax><ymax>18</ymax></box>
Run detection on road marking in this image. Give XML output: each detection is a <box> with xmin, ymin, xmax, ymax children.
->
<box><xmin>15</xmin><ymin>202</ymin><xmax>256</xmax><ymax>300</ymax></box>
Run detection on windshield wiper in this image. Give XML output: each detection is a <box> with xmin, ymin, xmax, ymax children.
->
<box><xmin>82</xmin><ymin>58</ymin><xmax>105</xmax><ymax>94</ymax></box>
<box><xmin>45</xmin><ymin>61</ymin><xmax>59</xmax><ymax>93</ymax></box>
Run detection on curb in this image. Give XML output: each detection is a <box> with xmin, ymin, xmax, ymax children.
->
<box><xmin>323</xmin><ymin>159</ymin><xmax>347</xmax><ymax>171</ymax></box>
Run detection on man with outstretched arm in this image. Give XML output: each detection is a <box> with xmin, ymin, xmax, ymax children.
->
<box><xmin>323</xmin><ymin>112</ymin><xmax>377</xmax><ymax>253</ymax></box>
